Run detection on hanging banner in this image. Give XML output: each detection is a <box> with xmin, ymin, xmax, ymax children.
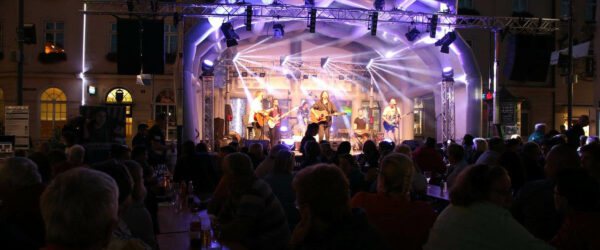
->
<box><xmin>5</xmin><ymin>106</ymin><xmax>29</xmax><ymax>150</ymax></box>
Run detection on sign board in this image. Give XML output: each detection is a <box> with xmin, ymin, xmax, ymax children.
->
<box><xmin>5</xmin><ymin>106</ymin><xmax>29</xmax><ymax>150</ymax></box>
<box><xmin>500</xmin><ymin>102</ymin><xmax>517</xmax><ymax>125</ymax></box>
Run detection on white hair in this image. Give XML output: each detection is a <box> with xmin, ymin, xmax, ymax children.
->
<box><xmin>0</xmin><ymin>157</ymin><xmax>41</xmax><ymax>188</ymax></box>
<box><xmin>41</xmin><ymin>168</ymin><xmax>119</xmax><ymax>248</ymax></box>
<box><xmin>473</xmin><ymin>138</ymin><xmax>488</xmax><ymax>152</ymax></box>
<box><xmin>535</xmin><ymin>123</ymin><xmax>547</xmax><ymax>131</ymax></box>
<box><xmin>68</xmin><ymin>144</ymin><xmax>86</xmax><ymax>164</ymax></box>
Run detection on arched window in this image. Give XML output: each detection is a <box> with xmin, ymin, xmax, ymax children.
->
<box><xmin>154</xmin><ymin>89</ymin><xmax>176</xmax><ymax>140</ymax></box>
<box><xmin>40</xmin><ymin>88</ymin><xmax>67</xmax><ymax>138</ymax></box>
<box><xmin>106</xmin><ymin>88</ymin><xmax>133</xmax><ymax>138</ymax></box>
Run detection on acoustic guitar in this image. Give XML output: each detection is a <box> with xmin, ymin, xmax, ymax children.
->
<box><xmin>309</xmin><ymin>110</ymin><xmax>347</xmax><ymax>124</ymax></box>
<box><xmin>253</xmin><ymin>111</ymin><xmax>270</xmax><ymax>127</ymax></box>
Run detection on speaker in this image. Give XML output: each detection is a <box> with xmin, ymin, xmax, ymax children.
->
<box><xmin>214</xmin><ymin>118</ymin><xmax>225</xmax><ymax>139</ymax></box>
<box><xmin>506</xmin><ymin>35</ymin><xmax>553</xmax><ymax>82</ymax></box>
<box><xmin>117</xmin><ymin>19</ymin><xmax>141</xmax><ymax>75</ymax></box>
<box><xmin>142</xmin><ymin>19</ymin><xmax>164</xmax><ymax>75</ymax></box>
<box><xmin>245</xmin><ymin>140</ymin><xmax>269</xmax><ymax>150</ymax></box>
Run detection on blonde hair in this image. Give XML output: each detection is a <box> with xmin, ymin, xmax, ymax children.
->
<box><xmin>379</xmin><ymin>153</ymin><xmax>414</xmax><ymax>195</ymax></box>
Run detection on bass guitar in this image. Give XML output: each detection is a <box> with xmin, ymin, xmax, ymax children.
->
<box><xmin>267</xmin><ymin>107</ymin><xmax>300</xmax><ymax>129</ymax></box>
<box><xmin>309</xmin><ymin>110</ymin><xmax>347</xmax><ymax>124</ymax></box>
<box><xmin>383</xmin><ymin>111</ymin><xmax>412</xmax><ymax>131</ymax></box>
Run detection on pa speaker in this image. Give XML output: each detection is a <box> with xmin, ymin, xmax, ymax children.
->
<box><xmin>506</xmin><ymin>35</ymin><xmax>553</xmax><ymax>82</ymax></box>
<box><xmin>142</xmin><ymin>19</ymin><xmax>164</xmax><ymax>75</ymax></box>
<box><xmin>117</xmin><ymin>19</ymin><xmax>141</xmax><ymax>75</ymax></box>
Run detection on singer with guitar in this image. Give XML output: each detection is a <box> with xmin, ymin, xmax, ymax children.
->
<box><xmin>268</xmin><ymin>100</ymin><xmax>284</xmax><ymax>146</ymax></box>
<box><xmin>249</xmin><ymin>91</ymin><xmax>267</xmax><ymax>140</ymax></box>
<box><xmin>310</xmin><ymin>91</ymin><xmax>338</xmax><ymax>141</ymax></box>
<box><xmin>382</xmin><ymin>98</ymin><xmax>402</xmax><ymax>143</ymax></box>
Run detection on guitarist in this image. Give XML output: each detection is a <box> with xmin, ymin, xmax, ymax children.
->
<box><xmin>310</xmin><ymin>90</ymin><xmax>337</xmax><ymax>142</ymax></box>
<box><xmin>249</xmin><ymin>90</ymin><xmax>267</xmax><ymax>140</ymax></box>
<box><xmin>268</xmin><ymin>99</ymin><xmax>283</xmax><ymax>146</ymax></box>
<box><xmin>382</xmin><ymin>98</ymin><xmax>401</xmax><ymax>143</ymax></box>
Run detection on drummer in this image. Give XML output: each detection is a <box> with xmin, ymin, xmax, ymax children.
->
<box><xmin>353</xmin><ymin>109</ymin><xmax>369</xmax><ymax>146</ymax></box>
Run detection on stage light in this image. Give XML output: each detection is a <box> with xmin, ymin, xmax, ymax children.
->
<box><xmin>370</xmin><ymin>12</ymin><xmax>378</xmax><ymax>36</ymax></box>
<box><xmin>202</xmin><ymin>59</ymin><xmax>215</xmax><ymax>76</ymax></box>
<box><xmin>233</xmin><ymin>52</ymin><xmax>240</xmax><ymax>62</ymax></box>
<box><xmin>305</xmin><ymin>0</ymin><xmax>315</xmax><ymax>7</ymax></box>
<box><xmin>373</xmin><ymin>0</ymin><xmax>384</xmax><ymax>11</ymax></box>
<box><xmin>309</xmin><ymin>8</ymin><xmax>317</xmax><ymax>33</ymax></box>
<box><xmin>280</xmin><ymin>126</ymin><xmax>288</xmax><ymax>132</ymax></box>
<box><xmin>303</xmin><ymin>75</ymin><xmax>309</xmax><ymax>79</ymax></box>
<box><xmin>262</xmin><ymin>0</ymin><xmax>275</xmax><ymax>4</ymax></box>
<box><xmin>321</xmin><ymin>57</ymin><xmax>330</xmax><ymax>68</ymax></box>
<box><xmin>429</xmin><ymin>14</ymin><xmax>438</xmax><ymax>38</ymax></box>
<box><xmin>273</xmin><ymin>23</ymin><xmax>285</xmax><ymax>38</ymax></box>
<box><xmin>280</xmin><ymin>55</ymin><xmax>289</xmax><ymax>66</ymax></box>
<box><xmin>220</xmin><ymin>22</ymin><xmax>239</xmax><ymax>47</ymax></box>
<box><xmin>259</xmin><ymin>72</ymin><xmax>266</xmax><ymax>77</ymax></box>
<box><xmin>245</xmin><ymin>6</ymin><xmax>252</xmax><ymax>31</ymax></box>
<box><xmin>442</xmin><ymin>67</ymin><xmax>454</xmax><ymax>81</ymax></box>
<box><xmin>405</xmin><ymin>27</ymin><xmax>420</xmax><ymax>42</ymax></box>
<box><xmin>385</xmin><ymin>51</ymin><xmax>394</xmax><ymax>58</ymax></box>
<box><xmin>366</xmin><ymin>58</ymin><xmax>374</xmax><ymax>69</ymax></box>
<box><xmin>435</xmin><ymin>31</ymin><xmax>456</xmax><ymax>54</ymax></box>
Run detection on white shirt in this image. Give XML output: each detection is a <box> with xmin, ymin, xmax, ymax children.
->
<box><xmin>382</xmin><ymin>106</ymin><xmax>400</xmax><ymax>123</ymax></box>
<box><xmin>424</xmin><ymin>202</ymin><xmax>552</xmax><ymax>250</ymax></box>
<box><xmin>248</xmin><ymin>98</ymin><xmax>263</xmax><ymax>124</ymax></box>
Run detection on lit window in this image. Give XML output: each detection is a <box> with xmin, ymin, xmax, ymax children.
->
<box><xmin>165</xmin><ymin>24</ymin><xmax>178</xmax><ymax>53</ymax></box>
<box><xmin>459</xmin><ymin>0</ymin><xmax>473</xmax><ymax>9</ymax></box>
<box><xmin>513</xmin><ymin>0</ymin><xmax>527</xmax><ymax>12</ymax></box>
<box><xmin>40</xmin><ymin>88</ymin><xmax>67</xmax><ymax>138</ymax></box>
<box><xmin>110</xmin><ymin>23</ymin><xmax>117</xmax><ymax>53</ymax></box>
<box><xmin>45</xmin><ymin>21</ymin><xmax>65</xmax><ymax>53</ymax></box>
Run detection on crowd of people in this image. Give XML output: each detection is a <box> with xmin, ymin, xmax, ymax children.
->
<box><xmin>1</xmin><ymin>115</ymin><xmax>600</xmax><ymax>249</ymax></box>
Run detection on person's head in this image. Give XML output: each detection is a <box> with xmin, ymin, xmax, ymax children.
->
<box><xmin>554</xmin><ymin>168</ymin><xmax>600</xmax><ymax>215</ymax></box>
<box><xmin>248</xmin><ymin>143</ymin><xmax>263</xmax><ymax>159</ymax></box>
<box><xmin>218</xmin><ymin>145</ymin><xmax>236</xmax><ymax>158</ymax></box>
<box><xmin>542</xmin><ymin>136</ymin><xmax>566</xmax><ymax>157</ymax></box>
<box><xmin>578</xmin><ymin>115</ymin><xmax>590</xmax><ymax>127</ymax></box>
<box><xmin>273</xmin><ymin>99</ymin><xmax>279</xmax><ymax>107</ymax></box>
<box><xmin>268</xmin><ymin>144</ymin><xmax>288</xmax><ymax>159</ymax></box>
<box><xmin>306</xmin><ymin>123</ymin><xmax>320</xmax><ymax>137</ymax></box>
<box><xmin>379</xmin><ymin>140</ymin><xmax>395</xmax><ymax>153</ymax></box>
<box><xmin>505</xmin><ymin>138</ymin><xmax>520</xmax><ymax>152</ymax></box>
<box><xmin>357</xmin><ymin>109</ymin><xmax>364</xmax><ymax>118</ymax></box>
<box><xmin>93</xmin><ymin>110</ymin><xmax>107</xmax><ymax>127</ymax></box>
<box><xmin>304</xmin><ymin>141</ymin><xmax>321</xmax><ymax>159</ymax></box>
<box><xmin>394</xmin><ymin>144</ymin><xmax>412</xmax><ymax>157</ymax></box>
<box><xmin>522</xmin><ymin>141</ymin><xmax>541</xmax><ymax>159</ymax></box>
<box><xmin>580</xmin><ymin>144</ymin><xmax>600</xmax><ymax>179</ymax></box>
<box><xmin>587</xmin><ymin>136</ymin><xmax>600</xmax><ymax>145</ymax></box>
<box><xmin>579</xmin><ymin>135</ymin><xmax>588</xmax><ymax>148</ymax></box>
<box><xmin>182</xmin><ymin>140</ymin><xmax>196</xmax><ymax>156</ymax></box>
<box><xmin>196</xmin><ymin>142</ymin><xmax>208</xmax><ymax>153</ymax></box>
<box><xmin>462</xmin><ymin>134</ymin><xmax>474</xmax><ymax>146</ymax></box>
<box><xmin>48</xmin><ymin>149</ymin><xmax>67</xmax><ymax>167</ymax></box>
<box><xmin>223</xmin><ymin>152</ymin><xmax>254</xmax><ymax>179</ymax></box>
<box><xmin>293</xmin><ymin>164</ymin><xmax>350</xmax><ymax>224</ymax></box>
<box><xmin>334</xmin><ymin>153</ymin><xmax>358</xmax><ymax>176</ymax></box>
<box><xmin>0</xmin><ymin>157</ymin><xmax>41</xmax><ymax>192</ymax></box>
<box><xmin>425</xmin><ymin>137</ymin><xmax>436</xmax><ymax>148</ymax></box>
<box><xmin>377</xmin><ymin>153</ymin><xmax>414</xmax><ymax>196</ymax></box>
<box><xmin>450</xmin><ymin>164</ymin><xmax>512</xmax><ymax>209</ymax></box>
<box><xmin>447</xmin><ymin>144</ymin><xmax>465</xmax><ymax>165</ymax></box>
<box><xmin>272</xmin><ymin>150</ymin><xmax>295</xmax><ymax>174</ymax></box>
<box><xmin>337</xmin><ymin>141</ymin><xmax>351</xmax><ymax>155</ymax></box>
<box><xmin>545</xmin><ymin>144</ymin><xmax>580</xmax><ymax>179</ymax></box>
<box><xmin>110</xmin><ymin>144</ymin><xmax>131</xmax><ymax>162</ymax></box>
<box><xmin>41</xmin><ymin>168</ymin><xmax>118</xmax><ymax>249</ymax></box>
<box><xmin>123</xmin><ymin>160</ymin><xmax>146</xmax><ymax>203</ymax></box>
<box><xmin>137</xmin><ymin>123</ymin><xmax>148</xmax><ymax>135</ymax></box>
<box><xmin>228</xmin><ymin>141</ymin><xmax>240</xmax><ymax>152</ymax></box>
<box><xmin>389</xmin><ymin>98</ymin><xmax>396</xmax><ymax>107</ymax></box>
<box><xmin>131</xmin><ymin>145</ymin><xmax>147</xmax><ymax>162</ymax></box>
<box><xmin>362</xmin><ymin>140</ymin><xmax>378</xmax><ymax>156</ymax></box>
<box><xmin>473</xmin><ymin>137</ymin><xmax>488</xmax><ymax>152</ymax></box>
<box><xmin>37</xmin><ymin>142</ymin><xmax>51</xmax><ymax>154</ymax></box>
<box><xmin>487</xmin><ymin>137</ymin><xmax>505</xmax><ymax>153</ymax></box>
<box><xmin>67</xmin><ymin>145</ymin><xmax>86</xmax><ymax>165</ymax></box>
<box><xmin>255</xmin><ymin>90</ymin><xmax>265</xmax><ymax>101</ymax></box>
<box><xmin>320</xmin><ymin>91</ymin><xmax>329</xmax><ymax>101</ymax></box>
<box><xmin>92</xmin><ymin>160</ymin><xmax>133</xmax><ymax>217</ymax></box>
<box><xmin>535</xmin><ymin>123</ymin><xmax>547</xmax><ymax>133</ymax></box>
<box><xmin>301</xmin><ymin>101</ymin><xmax>309</xmax><ymax>109</ymax></box>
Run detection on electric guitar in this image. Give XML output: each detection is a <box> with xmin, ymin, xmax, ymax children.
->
<box><xmin>309</xmin><ymin>110</ymin><xmax>347</xmax><ymax>124</ymax></box>
<box><xmin>267</xmin><ymin>107</ymin><xmax>300</xmax><ymax>129</ymax></box>
<box><xmin>253</xmin><ymin>111</ymin><xmax>270</xmax><ymax>127</ymax></box>
<box><xmin>383</xmin><ymin>111</ymin><xmax>412</xmax><ymax>131</ymax></box>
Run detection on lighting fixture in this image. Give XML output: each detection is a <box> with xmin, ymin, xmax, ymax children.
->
<box><xmin>202</xmin><ymin>59</ymin><xmax>215</xmax><ymax>76</ymax></box>
<box><xmin>435</xmin><ymin>32</ymin><xmax>456</xmax><ymax>54</ymax></box>
<box><xmin>366</xmin><ymin>59</ymin><xmax>374</xmax><ymax>69</ymax></box>
<box><xmin>88</xmin><ymin>85</ymin><xmax>96</xmax><ymax>95</ymax></box>
<box><xmin>405</xmin><ymin>27</ymin><xmax>420</xmax><ymax>42</ymax></box>
<box><xmin>429</xmin><ymin>14</ymin><xmax>438</xmax><ymax>38</ymax></box>
<box><xmin>370</xmin><ymin>12</ymin><xmax>378</xmax><ymax>36</ymax></box>
<box><xmin>309</xmin><ymin>8</ymin><xmax>317</xmax><ymax>33</ymax></box>
<box><xmin>220</xmin><ymin>22</ymin><xmax>239</xmax><ymax>47</ymax></box>
<box><xmin>245</xmin><ymin>6</ymin><xmax>252</xmax><ymax>31</ymax></box>
<box><xmin>442</xmin><ymin>67</ymin><xmax>454</xmax><ymax>81</ymax></box>
<box><xmin>373</xmin><ymin>0</ymin><xmax>384</xmax><ymax>11</ymax></box>
<box><xmin>273</xmin><ymin>23</ymin><xmax>285</xmax><ymax>38</ymax></box>
<box><xmin>321</xmin><ymin>57</ymin><xmax>330</xmax><ymax>68</ymax></box>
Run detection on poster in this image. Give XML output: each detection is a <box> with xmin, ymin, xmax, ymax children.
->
<box><xmin>5</xmin><ymin>106</ymin><xmax>29</xmax><ymax>150</ymax></box>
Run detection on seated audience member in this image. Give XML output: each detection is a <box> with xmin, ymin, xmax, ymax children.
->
<box><xmin>469</xmin><ymin>137</ymin><xmax>487</xmax><ymax>164</ymax></box>
<box><xmin>0</xmin><ymin>157</ymin><xmax>46</xmax><ymax>249</ymax></box>
<box><xmin>320</xmin><ymin>141</ymin><xmax>334</xmax><ymax>163</ymax></box>
<box><xmin>336</xmin><ymin>141</ymin><xmax>352</xmax><ymax>156</ymax></box>
<box><xmin>196</xmin><ymin>142</ymin><xmax>209</xmax><ymax>153</ymax></box>
<box><xmin>28</xmin><ymin>150</ymin><xmax>51</xmax><ymax>184</ymax></box>
<box><xmin>255</xmin><ymin>144</ymin><xmax>288</xmax><ymax>178</ymax></box>
<box><xmin>512</xmin><ymin>144</ymin><xmax>580</xmax><ymax>241</ymax></box>
<box><xmin>445</xmin><ymin>144</ymin><xmax>468</xmax><ymax>188</ymax></box>
<box><xmin>424</xmin><ymin>164</ymin><xmax>551</xmax><ymax>250</ymax></box>
<box><xmin>207</xmin><ymin>146</ymin><xmax>237</xmax><ymax>215</ymax></box>
<box><xmin>462</xmin><ymin>134</ymin><xmax>475</xmax><ymax>163</ymax></box>
<box><xmin>334</xmin><ymin>153</ymin><xmax>366</xmax><ymax>197</ymax></box>
<box><xmin>358</xmin><ymin>140</ymin><xmax>380</xmax><ymax>169</ymax></box>
<box><xmin>291</xmin><ymin>164</ymin><xmax>388</xmax><ymax>250</ymax></box>
<box><xmin>215</xmin><ymin>153</ymin><xmax>290</xmax><ymax>249</ymax></box>
<box><xmin>40</xmin><ymin>168</ymin><xmax>119</xmax><ymax>250</ymax></box>
<box><xmin>52</xmin><ymin>144</ymin><xmax>88</xmax><ymax>178</ymax></box>
<box><xmin>351</xmin><ymin>153</ymin><xmax>436</xmax><ymax>250</ymax></box>
<box><xmin>173</xmin><ymin>141</ymin><xmax>197</xmax><ymax>182</ymax></box>
<box><xmin>580</xmin><ymin>144</ymin><xmax>600</xmax><ymax>180</ymax></box>
<box><xmin>551</xmin><ymin>168</ymin><xmax>600</xmax><ymax>249</ymax></box>
<box><xmin>412</xmin><ymin>137</ymin><xmax>445</xmax><ymax>179</ymax></box>
<box><xmin>248</xmin><ymin>143</ymin><xmax>265</xmax><ymax>169</ymax></box>
<box><xmin>110</xmin><ymin>144</ymin><xmax>131</xmax><ymax>163</ymax></box>
<box><xmin>132</xmin><ymin>124</ymin><xmax>149</xmax><ymax>147</ymax></box>
<box><xmin>498</xmin><ymin>149</ymin><xmax>526</xmax><ymax>192</ymax></box>
<box><xmin>174</xmin><ymin>141</ymin><xmax>217</xmax><ymax>197</ymax></box>
<box><xmin>122</xmin><ymin>161</ymin><xmax>157</xmax><ymax>250</ymax></box>
<box><xmin>264</xmin><ymin>150</ymin><xmax>300</xmax><ymax>231</ymax></box>
<box><xmin>300</xmin><ymin>123</ymin><xmax>319</xmax><ymax>156</ymax></box>
<box><xmin>300</xmin><ymin>141</ymin><xmax>322</xmax><ymax>169</ymax></box>
<box><xmin>521</xmin><ymin>142</ymin><xmax>545</xmax><ymax>181</ymax></box>
<box><xmin>528</xmin><ymin>123</ymin><xmax>547</xmax><ymax>145</ymax></box>
<box><xmin>475</xmin><ymin>137</ymin><xmax>505</xmax><ymax>166</ymax></box>
<box><xmin>505</xmin><ymin>138</ymin><xmax>522</xmax><ymax>153</ymax></box>
<box><xmin>394</xmin><ymin>144</ymin><xmax>427</xmax><ymax>195</ymax></box>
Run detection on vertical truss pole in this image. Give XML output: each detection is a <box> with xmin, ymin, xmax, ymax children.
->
<box><xmin>492</xmin><ymin>31</ymin><xmax>500</xmax><ymax>134</ymax></box>
<box><xmin>567</xmin><ymin>0</ymin><xmax>574</xmax><ymax>129</ymax></box>
<box><xmin>441</xmin><ymin>80</ymin><xmax>455</xmax><ymax>142</ymax></box>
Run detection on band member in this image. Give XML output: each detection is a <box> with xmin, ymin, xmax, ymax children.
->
<box><xmin>382</xmin><ymin>98</ymin><xmax>401</xmax><ymax>143</ymax></box>
<box><xmin>268</xmin><ymin>99</ymin><xmax>282</xmax><ymax>146</ymax></box>
<box><xmin>249</xmin><ymin>91</ymin><xmax>266</xmax><ymax>140</ymax></box>
<box><xmin>299</xmin><ymin>101</ymin><xmax>310</xmax><ymax>126</ymax></box>
<box><xmin>353</xmin><ymin>109</ymin><xmax>369</xmax><ymax>146</ymax></box>
<box><xmin>310</xmin><ymin>91</ymin><xmax>337</xmax><ymax>142</ymax></box>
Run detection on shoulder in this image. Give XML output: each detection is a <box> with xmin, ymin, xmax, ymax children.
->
<box><xmin>350</xmin><ymin>192</ymin><xmax>375</xmax><ymax>206</ymax></box>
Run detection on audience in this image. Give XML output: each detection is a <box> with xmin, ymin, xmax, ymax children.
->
<box><xmin>334</xmin><ymin>153</ymin><xmax>366</xmax><ymax>197</ymax></box>
<box><xmin>469</xmin><ymin>137</ymin><xmax>487</xmax><ymax>164</ymax></box>
<box><xmin>122</xmin><ymin>161</ymin><xmax>157</xmax><ymax>250</ymax></box>
<box><xmin>52</xmin><ymin>144</ymin><xmax>88</xmax><ymax>178</ymax></box>
<box><xmin>247</xmin><ymin>143</ymin><xmax>265</xmax><ymax>169</ymax></box>
<box><xmin>475</xmin><ymin>137</ymin><xmax>504</xmax><ymax>166</ymax></box>
<box><xmin>214</xmin><ymin>153</ymin><xmax>290</xmax><ymax>250</ymax></box>
<box><xmin>412</xmin><ymin>137</ymin><xmax>445</xmax><ymax>182</ymax></box>
<box><xmin>445</xmin><ymin>144</ymin><xmax>468</xmax><ymax>188</ymax></box>
<box><xmin>550</xmin><ymin>168</ymin><xmax>600</xmax><ymax>249</ymax></box>
<box><xmin>264</xmin><ymin>150</ymin><xmax>300</xmax><ymax>231</ymax></box>
<box><xmin>132</xmin><ymin>124</ymin><xmax>149</xmax><ymax>147</ymax></box>
<box><xmin>521</xmin><ymin>142</ymin><xmax>545</xmax><ymax>181</ymax></box>
<box><xmin>580</xmin><ymin>143</ymin><xmax>600</xmax><ymax>180</ymax></box>
<box><xmin>424</xmin><ymin>164</ymin><xmax>551</xmax><ymax>250</ymax></box>
<box><xmin>498</xmin><ymin>148</ymin><xmax>526</xmax><ymax>192</ymax></box>
<box><xmin>300</xmin><ymin>123</ymin><xmax>319</xmax><ymax>155</ymax></box>
<box><xmin>461</xmin><ymin>134</ymin><xmax>475</xmax><ymax>163</ymax></box>
<box><xmin>40</xmin><ymin>168</ymin><xmax>119</xmax><ymax>250</ymax></box>
<box><xmin>528</xmin><ymin>123</ymin><xmax>546</xmax><ymax>145</ymax></box>
<box><xmin>358</xmin><ymin>140</ymin><xmax>379</xmax><ymax>169</ymax></box>
<box><xmin>565</xmin><ymin>115</ymin><xmax>589</xmax><ymax>149</ymax></box>
<box><xmin>351</xmin><ymin>153</ymin><xmax>436</xmax><ymax>250</ymax></box>
<box><xmin>290</xmin><ymin>164</ymin><xmax>388</xmax><ymax>249</ymax></box>
<box><xmin>300</xmin><ymin>141</ymin><xmax>322</xmax><ymax>169</ymax></box>
<box><xmin>255</xmin><ymin>144</ymin><xmax>288</xmax><ymax>178</ymax></box>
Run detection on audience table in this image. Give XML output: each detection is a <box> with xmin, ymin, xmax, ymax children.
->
<box><xmin>426</xmin><ymin>184</ymin><xmax>449</xmax><ymax>200</ymax></box>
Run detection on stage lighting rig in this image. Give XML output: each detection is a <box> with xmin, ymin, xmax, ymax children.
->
<box><xmin>435</xmin><ymin>31</ymin><xmax>456</xmax><ymax>54</ymax></box>
<box><xmin>308</xmin><ymin>8</ymin><xmax>317</xmax><ymax>33</ymax></box>
<box><xmin>273</xmin><ymin>23</ymin><xmax>285</xmax><ymax>38</ymax></box>
<box><xmin>373</xmin><ymin>0</ymin><xmax>384</xmax><ymax>11</ymax></box>
<box><xmin>370</xmin><ymin>12</ymin><xmax>378</xmax><ymax>36</ymax></box>
<box><xmin>405</xmin><ymin>27</ymin><xmax>420</xmax><ymax>42</ymax></box>
<box><xmin>245</xmin><ymin>6</ymin><xmax>252</xmax><ymax>31</ymax></box>
<box><xmin>220</xmin><ymin>22</ymin><xmax>239</xmax><ymax>47</ymax></box>
<box><xmin>202</xmin><ymin>59</ymin><xmax>215</xmax><ymax>76</ymax></box>
<box><xmin>442</xmin><ymin>67</ymin><xmax>454</xmax><ymax>81</ymax></box>
<box><xmin>429</xmin><ymin>14</ymin><xmax>438</xmax><ymax>38</ymax></box>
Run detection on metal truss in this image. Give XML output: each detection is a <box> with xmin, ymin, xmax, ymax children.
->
<box><xmin>441</xmin><ymin>80</ymin><xmax>455</xmax><ymax>142</ymax></box>
<box><xmin>82</xmin><ymin>1</ymin><xmax>560</xmax><ymax>34</ymax></box>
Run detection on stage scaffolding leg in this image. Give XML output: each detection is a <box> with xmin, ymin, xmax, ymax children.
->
<box><xmin>202</xmin><ymin>76</ymin><xmax>215</xmax><ymax>150</ymax></box>
<box><xmin>441</xmin><ymin>80</ymin><xmax>455</xmax><ymax>142</ymax></box>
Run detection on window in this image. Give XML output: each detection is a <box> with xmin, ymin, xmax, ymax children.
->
<box><xmin>458</xmin><ymin>0</ymin><xmax>473</xmax><ymax>9</ymax></box>
<box><xmin>110</xmin><ymin>23</ymin><xmax>117</xmax><ymax>53</ymax></box>
<box><xmin>586</xmin><ymin>0</ymin><xmax>596</xmax><ymax>22</ymax></box>
<box><xmin>40</xmin><ymin>88</ymin><xmax>67</xmax><ymax>138</ymax></box>
<box><xmin>154</xmin><ymin>89</ymin><xmax>176</xmax><ymax>140</ymax></box>
<box><xmin>165</xmin><ymin>24</ymin><xmax>178</xmax><ymax>54</ymax></box>
<box><xmin>45</xmin><ymin>21</ymin><xmax>64</xmax><ymax>53</ymax></box>
<box><xmin>106</xmin><ymin>88</ymin><xmax>133</xmax><ymax>138</ymax></box>
<box><xmin>512</xmin><ymin>0</ymin><xmax>527</xmax><ymax>12</ymax></box>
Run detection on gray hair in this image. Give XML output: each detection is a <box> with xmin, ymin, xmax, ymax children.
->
<box><xmin>0</xmin><ymin>157</ymin><xmax>41</xmax><ymax>188</ymax></box>
<box><xmin>473</xmin><ymin>138</ymin><xmax>488</xmax><ymax>152</ymax></box>
<box><xmin>68</xmin><ymin>144</ymin><xmax>86</xmax><ymax>164</ymax></box>
<box><xmin>41</xmin><ymin>168</ymin><xmax>119</xmax><ymax>248</ymax></box>
<box><xmin>535</xmin><ymin>123</ymin><xmax>547</xmax><ymax>131</ymax></box>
